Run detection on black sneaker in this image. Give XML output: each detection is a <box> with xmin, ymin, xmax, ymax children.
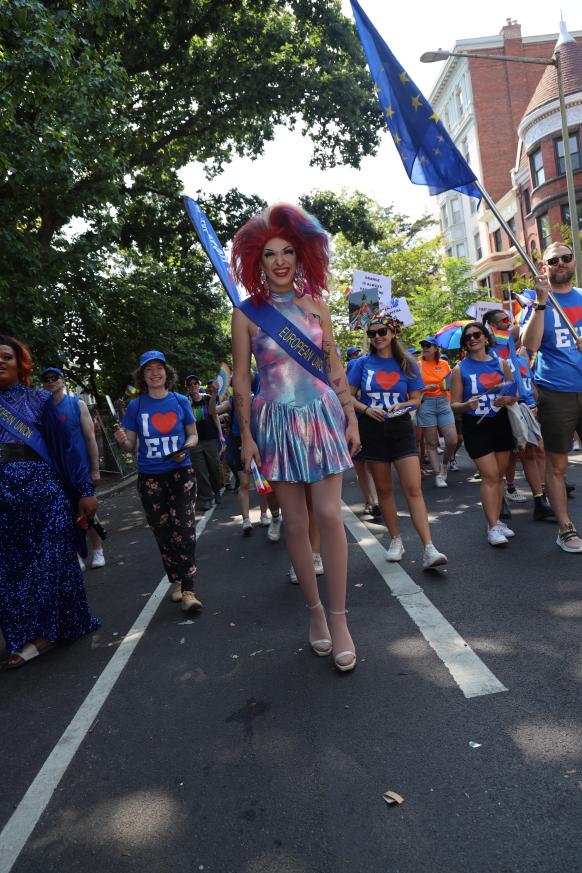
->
<box><xmin>213</xmin><ymin>492</ymin><xmax>222</xmax><ymax>505</ymax></box>
<box><xmin>499</xmin><ymin>498</ymin><xmax>512</xmax><ymax>520</ymax></box>
<box><xmin>533</xmin><ymin>495</ymin><xmax>555</xmax><ymax>521</ymax></box>
<box><xmin>372</xmin><ymin>504</ymin><xmax>382</xmax><ymax>518</ymax></box>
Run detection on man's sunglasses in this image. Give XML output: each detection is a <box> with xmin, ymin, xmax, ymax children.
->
<box><xmin>366</xmin><ymin>327</ymin><xmax>390</xmax><ymax>338</ymax></box>
<box><xmin>42</xmin><ymin>374</ymin><xmax>60</xmax><ymax>382</ymax></box>
<box><xmin>546</xmin><ymin>253</ymin><xmax>574</xmax><ymax>266</ymax></box>
<box><xmin>464</xmin><ymin>331</ymin><xmax>483</xmax><ymax>341</ymax></box>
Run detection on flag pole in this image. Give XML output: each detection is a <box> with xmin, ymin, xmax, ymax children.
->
<box><xmin>475</xmin><ymin>180</ymin><xmax>578</xmax><ymax>341</ymax></box>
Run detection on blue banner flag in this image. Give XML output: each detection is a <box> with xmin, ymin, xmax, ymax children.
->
<box><xmin>183</xmin><ymin>196</ymin><xmax>241</xmax><ymax>305</ymax></box>
<box><xmin>350</xmin><ymin>0</ymin><xmax>481</xmax><ymax>201</ymax></box>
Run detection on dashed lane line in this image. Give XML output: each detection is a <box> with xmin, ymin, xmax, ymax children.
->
<box><xmin>0</xmin><ymin>506</ymin><xmax>216</xmax><ymax>873</ymax></box>
<box><xmin>341</xmin><ymin>501</ymin><xmax>508</xmax><ymax>700</ymax></box>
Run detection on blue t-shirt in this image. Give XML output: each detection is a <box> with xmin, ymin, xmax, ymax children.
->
<box><xmin>459</xmin><ymin>356</ymin><xmax>507</xmax><ymax>417</ymax></box>
<box><xmin>521</xmin><ymin>288</ymin><xmax>582</xmax><ymax>392</ymax></box>
<box><xmin>348</xmin><ymin>354</ymin><xmax>424</xmax><ymax>410</ymax></box>
<box><xmin>122</xmin><ymin>392</ymin><xmax>195</xmax><ymax>473</ymax></box>
<box><xmin>54</xmin><ymin>395</ymin><xmax>90</xmax><ymax>469</ymax></box>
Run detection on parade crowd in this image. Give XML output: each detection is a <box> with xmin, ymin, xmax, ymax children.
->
<box><xmin>1</xmin><ymin>204</ymin><xmax>581</xmax><ymax>676</ymax></box>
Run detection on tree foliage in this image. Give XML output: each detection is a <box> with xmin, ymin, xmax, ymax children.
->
<box><xmin>0</xmin><ymin>0</ymin><xmax>382</xmax><ymax>396</ymax></box>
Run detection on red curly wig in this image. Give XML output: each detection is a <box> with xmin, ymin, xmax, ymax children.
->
<box><xmin>0</xmin><ymin>335</ymin><xmax>34</xmax><ymax>386</ymax></box>
<box><xmin>230</xmin><ymin>203</ymin><xmax>330</xmax><ymax>303</ymax></box>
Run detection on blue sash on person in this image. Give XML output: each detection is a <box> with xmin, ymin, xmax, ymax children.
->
<box><xmin>0</xmin><ymin>395</ymin><xmax>53</xmax><ymax>465</ymax></box>
<box><xmin>184</xmin><ymin>196</ymin><xmax>330</xmax><ymax>386</ymax></box>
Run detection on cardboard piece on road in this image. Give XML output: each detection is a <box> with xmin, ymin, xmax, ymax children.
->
<box><xmin>383</xmin><ymin>790</ymin><xmax>405</xmax><ymax>806</ymax></box>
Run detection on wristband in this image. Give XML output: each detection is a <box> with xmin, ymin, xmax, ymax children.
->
<box><xmin>534</xmin><ymin>303</ymin><xmax>547</xmax><ymax>311</ymax></box>
<box><xmin>364</xmin><ymin>405</ymin><xmax>369</xmax><ymax>415</ymax></box>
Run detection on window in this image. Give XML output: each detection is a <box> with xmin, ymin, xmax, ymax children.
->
<box><xmin>474</xmin><ymin>232</ymin><xmax>482</xmax><ymax>260</ymax></box>
<box><xmin>560</xmin><ymin>201</ymin><xmax>582</xmax><ymax>231</ymax></box>
<box><xmin>537</xmin><ymin>214</ymin><xmax>551</xmax><ymax>250</ymax></box>
<box><xmin>450</xmin><ymin>198</ymin><xmax>462</xmax><ymax>225</ymax></box>
<box><xmin>446</xmin><ymin>247</ymin><xmax>453</xmax><ymax>258</ymax></box>
<box><xmin>500</xmin><ymin>271</ymin><xmax>515</xmax><ymax>285</ymax></box>
<box><xmin>470</xmin><ymin>197</ymin><xmax>478</xmax><ymax>215</ymax></box>
<box><xmin>530</xmin><ymin>148</ymin><xmax>545</xmax><ymax>188</ymax></box>
<box><xmin>456</xmin><ymin>242</ymin><xmax>466</xmax><ymax>259</ymax></box>
<box><xmin>555</xmin><ymin>133</ymin><xmax>581</xmax><ymax>175</ymax></box>
<box><xmin>440</xmin><ymin>203</ymin><xmax>449</xmax><ymax>229</ymax></box>
<box><xmin>461</xmin><ymin>138</ymin><xmax>470</xmax><ymax>164</ymax></box>
<box><xmin>454</xmin><ymin>85</ymin><xmax>465</xmax><ymax>118</ymax></box>
<box><xmin>493</xmin><ymin>229</ymin><xmax>502</xmax><ymax>252</ymax></box>
<box><xmin>507</xmin><ymin>218</ymin><xmax>516</xmax><ymax>246</ymax></box>
<box><xmin>444</xmin><ymin>107</ymin><xmax>451</xmax><ymax>130</ymax></box>
<box><xmin>523</xmin><ymin>188</ymin><xmax>531</xmax><ymax>214</ymax></box>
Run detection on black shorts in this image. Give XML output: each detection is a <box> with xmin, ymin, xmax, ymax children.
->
<box><xmin>462</xmin><ymin>409</ymin><xmax>515</xmax><ymax>459</ymax></box>
<box><xmin>226</xmin><ymin>435</ymin><xmax>244</xmax><ymax>473</ymax></box>
<box><xmin>359</xmin><ymin>413</ymin><xmax>418</xmax><ymax>463</ymax></box>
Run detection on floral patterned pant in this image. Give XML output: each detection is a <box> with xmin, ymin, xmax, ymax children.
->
<box><xmin>137</xmin><ymin>467</ymin><xmax>197</xmax><ymax>591</ymax></box>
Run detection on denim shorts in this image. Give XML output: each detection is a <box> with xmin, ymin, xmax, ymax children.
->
<box><xmin>417</xmin><ymin>395</ymin><xmax>455</xmax><ymax>428</ymax></box>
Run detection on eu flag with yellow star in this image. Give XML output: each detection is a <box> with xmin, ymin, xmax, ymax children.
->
<box><xmin>351</xmin><ymin>0</ymin><xmax>481</xmax><ymax>200</ymax></box>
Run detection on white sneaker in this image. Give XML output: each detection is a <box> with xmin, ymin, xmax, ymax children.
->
<box><xmin>422</xmin><ymin>543</ymin><xmax>447</xmax><ymax>569</ymax></box>
<box><xmin>289</xmin><ymin>564</ymin><xmax>299</xmax><ymax>584</ymax></box>
<box><xmin>386</xmin><ymin>536</ymin><xmax>405</xmax><ymax>562</ymax></box>
<box><xmin>260</xmin><ymin>512</ymin><xmax>270</xmax><ymax>527</ymax></box>
<box><xmin>448</xmin><ymin>458</ymin><xmax>459</xmax><ymax>472</ymax></box>
<box><xmin>242</xmin><ymin>518</ymin><xmax>253</xmax><ymax>536</ymax></box>
<box><xmin>487</xmin><ymin>524</ymin><xmax>508</xmax><ymax>546</ymax></box>
<box><xmin>497</xmin><ymin>520</ymin><xmax>515</xmax><ymax>538</ymax></box>
<box><xmin>78</xmin><ymin>554</ymin><xmax>86</xmax><ymax>571</ymax></box>
<box><xmin>435</xmin><ymin>474</ymin><xmax>448</xmax><ymax>488</ymax></box>
<box><xmin>312</xmin><ymin>553</ymin><xmax>324</xmax><ymax>575</ymax></box>
<box><xmin>267</xmin><ymin>515</ymin><xmax>282</xmax><ymax>542</ymax></box>
<box><xmin>91</xmin><ymin>549</ymin><xmax>106</xmax><ymax>569</ymax></box>
<box><xmin>505</xmin><ymin>487</ymin><xmax>527</xmax><ymax>503</ymax></box>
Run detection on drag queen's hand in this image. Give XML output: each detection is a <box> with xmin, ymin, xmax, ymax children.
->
<box><xmin>241</xmin><ymin>436</ymin><xmax>262</xmax><ymax>471</ymax></box>
<box><xmin>344</xmin><ymin>419</ymin><xmax>361</xmax><ymax>457</ymax></box>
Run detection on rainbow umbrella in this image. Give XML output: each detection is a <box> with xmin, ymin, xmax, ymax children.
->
<box><xmin>434</xmin><ymin>320</ymin><xmax>472</xmax><ymax>350</ymax></box>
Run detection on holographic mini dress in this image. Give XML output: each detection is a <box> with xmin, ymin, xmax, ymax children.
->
<box><xmin>251</xmin><ymin>291</ymin><xmax>352</xmax><ymax>483</ymax></box>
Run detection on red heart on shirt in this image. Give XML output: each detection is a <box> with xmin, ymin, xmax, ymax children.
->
<box><xmin>519</xmin><ymin>364</ymin><xmax>528</xmax><ymax>377</ymax></box>
<box><xmin>479</xmin><ymin>372</ymin><xmax>502</xmax><ymax>390</ymax></box>
<box><xmin>375</xmin><ymin>370</ymin><xmax>400</xmax><ymax>390</ymax></box>
<box><xmin>151</xmin><ymin>412</ymin><xmax>178</xmax><ymax>434</ymax></box>
<box><xmin>563</xmin><ymin>305</ymin><xmax>582</xmax><ymax>326</ymax></box>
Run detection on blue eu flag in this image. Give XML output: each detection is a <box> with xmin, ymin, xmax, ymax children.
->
<box><xmin>351</xmin><ymin>0</ymin><xmax>481</xmax><ymax>201</ymax></box>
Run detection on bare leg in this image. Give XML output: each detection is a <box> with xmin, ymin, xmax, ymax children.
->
<box><xmin>545</xmin><ymin>451</ymin><xmax>571</xmax><ymax>529</ymax></box>
<box><xmin>354</xmin><ymin>459</ymin><xmax>375</xmax><ymax>506</ymax></box>
<box><xmin>272</xmin><ymin>482</ymin><xmax>329</xmax><ymax>647</ymax></box>
<box><xmin>304</xmin><ymin>486</ymin><xmax>321</xmax><ymax>553</ymax></box>
<box><xmin>87</xmin><ymin>524</ymin><xmax>103</xmax><ymax>553</ymax></box>
<box><xmin>439</xmin><ymin>423</ymin><xmax>458</xmax><ymax>464</ymax></box>
<box><xmin>474</xmin><ymin>451</ymin><xmax>510</xmax><ymax>527</ymax></box>
<box><xmin>393</xmin><ymin>455</ymin><xmax>432</xmax><ymax>545</ymax></box>
<box><xmin>368</xmin><ymin>462</ymin><xmax>399</xmax><ymax>537</ymax></box>
<box><xmin>423</xmin><ymin>426</ymin><xmax>440</xmax><ymax>473</ymax></box>
<box><xmin>237</xmin><ymin>471</ymin><xmax>251</xmax><ymax>520</ymax></box>
<box><xmin>310</xmin><ymin>474</ymin><xmax>355</xmax><ymax>666</ymax></box>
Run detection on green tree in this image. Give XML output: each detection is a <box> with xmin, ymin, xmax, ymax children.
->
<box><xmin>0</xmin><ymin>0</ymin><xmax>383</xmax><ymax>388</ymax></box>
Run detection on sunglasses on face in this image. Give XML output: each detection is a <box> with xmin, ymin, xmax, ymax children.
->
<box><xmin>495</xmin><ymin>316</ymin><xmax>511</xmax><ymax>324</ymax></box>
<box><xmin>545</xmin><ymin>253</ymin><xmax>574</xmax><ymax>266</ymax></box>
<box><xmin>465</xmin><ymin>332</ymin><xmax>483</xmax><ymax>342</ymax></box>
<box><xmin>366</xmin><ymin>327</ymin><xmax>390</xmax><ymax>338</ymax></box>
<box><xmin>42</xmin><ymin>375</ymin><xmax>60</xmax><ymax>383</ymax></box>
<box><xmin>420</xmin><ymin>343</ymin><xmax>433</xmax><ymax>349</ymax></box>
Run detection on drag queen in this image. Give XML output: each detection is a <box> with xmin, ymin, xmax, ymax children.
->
<box><xmin>231</xmin><ymin>204</ymin><xmax>360</xmax><ymax>672</ymax></box>
<box><xmin>0</xmin><ymin>336</ymin><xmax>100</xmax><ymax>669</ymax></box>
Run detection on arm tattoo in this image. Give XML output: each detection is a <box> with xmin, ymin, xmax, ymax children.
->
<box><xmin>233</xmin><ymin>392</ymin><xmax>249</xmax><ymax>429</ymax></box>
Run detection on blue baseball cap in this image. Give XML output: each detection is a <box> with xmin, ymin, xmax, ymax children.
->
<box><xmin>420</xmin><ymin>336</ymin><xmax>438</xmax><ymax>346</ymax></box>
<box><xmin>139</xmin><ymin>350</ymin><xmax>166</xmax><ymax>367</ymax></box>
<box><xmin>41</xmin><ymin>367</ymin><xmax>64</xmax><ymax>379</ymax></box>
<box><xmin>407</xmin><ymin>347</ymin><xmax>418</xmax><ymax>355</ymax></box>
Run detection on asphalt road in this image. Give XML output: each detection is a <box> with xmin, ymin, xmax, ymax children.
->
<box><xmin>2</xmin><ymin>450</ymin><xmax>582</xmax><ymax>873</ymax></box>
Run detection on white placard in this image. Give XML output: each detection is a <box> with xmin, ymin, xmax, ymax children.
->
<box><xmin>352</xmin><ymin>269</ymin><xmax>392</xmax><ymax>307</ymax></box>
<box><xmin>474</xmin><ymin>300</ymin><xmax>505</xmax><ymax>323</ymax></box>
<box><xmin>382</xmin><ymin>297</ymin><xmax>414</xmax><ymax>327</ymax></box>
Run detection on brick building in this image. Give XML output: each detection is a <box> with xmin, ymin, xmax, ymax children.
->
<box><xmin>513</xmin><ymin>27</ymin><xmax>582</xmax><ymax>261</ymax></box>
<box><xmin>428</xmin><ymin>20</ymin><xmax>582</xmax><ymax>299</ymax></box>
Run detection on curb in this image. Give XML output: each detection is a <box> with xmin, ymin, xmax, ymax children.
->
<box><xmin>96</xmin><ymin>473</ymin><xmax>138</xmax><ymax>500</ymax></box>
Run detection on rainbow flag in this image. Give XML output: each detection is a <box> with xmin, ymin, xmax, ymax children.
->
<box><xmin>490</xmin><ymin>327</ymin><xmax>509</xmax><ymax>344</ymax></box>
<box><xmin>250</xmin><ymin>459</ymin><xmax>272</xmax><ymax>494</ymax></box>
<box><xmin>125</xmin><ymin>384</ymin><xmax>139</xmax><ymax>397</ymax></box>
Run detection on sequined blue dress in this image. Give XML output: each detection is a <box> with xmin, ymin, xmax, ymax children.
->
<box><xmin>250</xmin><ymin>290</ymin><xmax>353</xmax><ymax>483</ymax></box>
<box><xmin>0</xmin><ymin>384</ymin><xmax>100</xmax><ymax>653</ymax></box>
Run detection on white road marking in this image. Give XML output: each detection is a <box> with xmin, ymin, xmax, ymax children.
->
<box><xmin>0</xmin><ymin>506</ymin><xmax>215</xmax><ymax>873</ymax></box>
<box><xmin>342</xmin><ymin>502</ymin><xmax>508</xmax><ymax>700</ymax></box>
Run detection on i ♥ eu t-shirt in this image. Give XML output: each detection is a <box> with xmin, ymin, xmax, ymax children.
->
<box><xmin>348</xmin><ymin>354</ymin><xmax>424</xmax><ymax>410</ymax></box>
<box><xmin>459</xmin><ymin>356</ymin><xmax>508</xmax><ymax>417</ymax></box>
<box><xmin>122</xmin><ymin>392</ymin><xmax>195</xmax><ymax>473</ymax></box>
<box><xmin>521</xmin><ymin>288</ymin><xmax>582</xmax><ymax>392</ymax></box>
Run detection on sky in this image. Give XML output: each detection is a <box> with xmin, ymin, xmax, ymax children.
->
<box><xmin>180</xmin><ymin>1</ymin><xmax>578</xmax><ymax>223</ymax></box>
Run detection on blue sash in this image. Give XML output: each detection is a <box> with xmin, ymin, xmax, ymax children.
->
<box><xmin>184</xmin><ymin>196</ymin><xmax>329</xmax><ymax>386</ymax></box>
<box><xmin>239</xmin><ymin>298</ymin><xmax>329</xmax><ymax>385</ymax></box>
<box><xmin>0</xmin><ymin>395</ymin><xmax>53</xmax><ymax>465</ymax></box>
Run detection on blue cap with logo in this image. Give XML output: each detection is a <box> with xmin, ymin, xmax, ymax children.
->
<box><xmin>139</xmin><ymin>350</ymin><xmax>166</xmax><ymax>367</ymax></box>
<box><xmin>346</xmin><ymin>346</ymin><xmax>360</xmax><ymax>358</ymax></box>
<box><xmin>420</xmin><ymin>336</ymin><xmax>438</xmax><ymax>346</ymax></box>
<box><xmin>41</xmin><ymin>367</ymin><xmax>64</xmax><ymax>379</ymax></box>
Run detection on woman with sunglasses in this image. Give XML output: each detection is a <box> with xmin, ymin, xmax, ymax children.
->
<box><xmin>348</xmin><ymin>315</ymin><xmax>447</xmax><ymax>569</ymax></box>
<box><xmin>416</xmin><ymin>337</ymin><xmax>457</xmax><ymax>488</ymax></box>
<box><xmin>450</xmin><ymin>322</ymin><xmax>517</xmax><ymax>546</ymax></box>
<box><xmin>0</xmin><ymin>336</ymin><xmax>100</xmax><ymax>669</ymax></box>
